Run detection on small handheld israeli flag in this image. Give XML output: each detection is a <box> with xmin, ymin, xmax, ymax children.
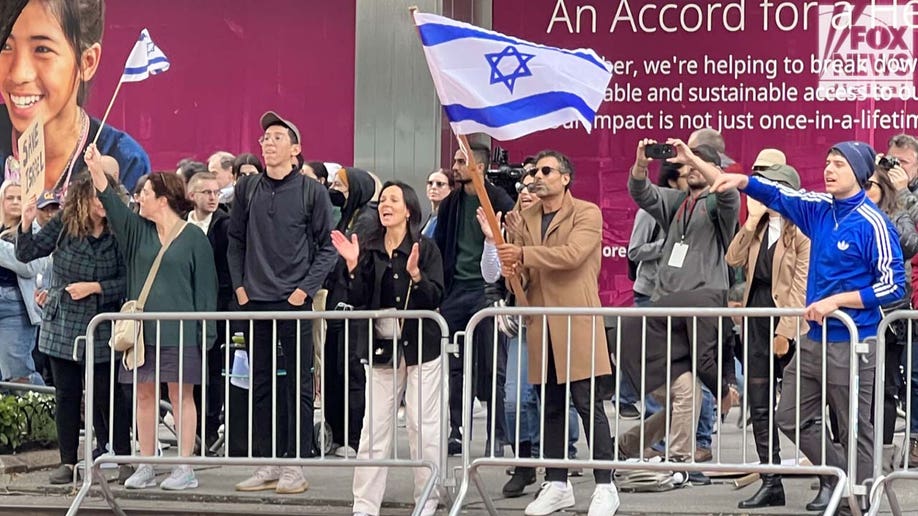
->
<box><xmin>413</xmin><ymin>12</ymin><xmax>613</xmax><ymax>140</ymax></box>
<box><xmin>121</xmin><ymin>29</ymin><xmax>170</xmax><ymax>83</ymax></box>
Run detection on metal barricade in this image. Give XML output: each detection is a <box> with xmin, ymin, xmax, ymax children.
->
<box><xmin>66</xmin><ymin>309</ymin><xmax>450</xmax><ymax>516</ymax></box>
<box><xmin>449</xmin><ymin>306</ymin><xmax>866</xmax><ymax>516</ymax></box>
<box><xmin>868</xmin><ymin>311</ymin><xmax>918</xmax><ymax>516</ymax></box>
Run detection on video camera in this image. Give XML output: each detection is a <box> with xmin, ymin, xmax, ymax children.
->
<box><xmin>486</xmin><ymin>147</ymin><xmax>528</xmax><ymax>201</ymax></box>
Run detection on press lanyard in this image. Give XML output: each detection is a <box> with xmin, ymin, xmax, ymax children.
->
<box><xmin>676</xmin><ymin>194</ymin><xmax>703</xmax><ymax>240</ymax></box>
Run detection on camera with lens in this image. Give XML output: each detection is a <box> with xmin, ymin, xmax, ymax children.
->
<box><xmin>878</xmin><ymin>155</ymin><xmax>900</xmax><ymax>171</ymax></box>
<box><xmin>486</xmin><ymin>147</ymin><xmax>528</xmax><ymax>201</ymax></box>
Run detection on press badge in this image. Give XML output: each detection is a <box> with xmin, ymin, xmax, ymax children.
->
<box><xmin>668</xmin><ymin>242</ymin><xmax>689</xmax><ymax>268</ymax></box>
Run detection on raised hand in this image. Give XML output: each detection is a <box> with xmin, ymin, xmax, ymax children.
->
<box><xmin>406</xmin><ymin>242</ymin><xmax>421</xmax><ymax>281</ymax></box>
<box><xmin>21</xmin><ymin>196</ymin><xmax>37</xmax><ymax>232</ymax></box>
<box><xmin>331</xmin><ymin>230</ymin><xmax>360</xmax><ymax>271</ymax></box>
<box><xmin>476</xmin><ymin>207</ymin><xmax>501</xmax><ymax>243</ymax></box>
<box><xmin>505</xmin><ymin>210</ymin><xmax>526</xmax><ymax>242</ymax></box>
<box><xmin>710</xmin><ymin>173</ymin><xmax>749</xmax><ymax>193</ymax></box>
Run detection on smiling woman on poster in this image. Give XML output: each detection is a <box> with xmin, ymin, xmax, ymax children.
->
<box><xmin>0</xmin><ymin>0</ymin><xmax>149</xmax><ymax>195</ymax></box>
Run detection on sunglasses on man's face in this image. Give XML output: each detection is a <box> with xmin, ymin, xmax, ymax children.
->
<box><xmin>427</xmin><ymin>180</ymin><xmax>448</xmax><ymax>188</ymax></box>
<box><xmin>527</xmin><ymin>166</ymin><xmax>563</xmax><ymax>177</ymax></box>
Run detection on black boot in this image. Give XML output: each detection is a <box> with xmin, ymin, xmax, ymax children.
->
<box><xmin>806</xmin><ymin>476</ymin><xmax>837</xmax><ymax>512</ymax></box>
<box><xmin>502</xmin><ymin>441</ymin><xmax>536</xmax><ymax>498</ymax></box>
<box><xmin>738</xmin><ymin>474</ymin><xmax>785</xmax><ymax>509</ymax></box>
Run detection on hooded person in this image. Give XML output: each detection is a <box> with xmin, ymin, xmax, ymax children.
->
<box><xmin>330</xmin><ymin>167</ymin><xmax>379</xmax><ymax>237</ymax></box>
<box><xmin>321</xmin><ymin>166</ymin><xmax>381</xmax><ymax>458</ymax></box>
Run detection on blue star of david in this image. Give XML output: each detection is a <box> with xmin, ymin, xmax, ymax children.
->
<box><xmin>485</xmin><ymin>45</ymin><xmax>535</xmax><ymax>94</ymax></box>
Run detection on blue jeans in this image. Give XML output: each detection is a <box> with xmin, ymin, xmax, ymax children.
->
<box><xmin>696</xmin><ymin>385</ymin><xmax>715</xmax><ymax>449</ymax></box>
<box><xmin>505</xmin><ymin>329</ymin><xmax>540</xmax><ymax>446</ymax></box>
<box><xmin>0</xmin><ymin>287</ymin><xmax>41</xmax><ymax>385</ymax></box>
<box><xmin>505</xmin><ymin>329</ymin><xmax>581</xmax><ymax>457</ymax></box>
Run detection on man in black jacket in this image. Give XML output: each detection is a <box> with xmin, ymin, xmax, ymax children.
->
<box><xmin>187</xmin><ymin>172</ymin><xmax>231</xmax><ymax>450</ymax></box>
<box><xmin>434</xmin><ymin>142</ymin><xmax>514</xmax><ymax>455</ymax></box>
<box><xmin>228</xmin><ymin>111</ymin><xmax>337</xmax><ymax>494</ymax></box>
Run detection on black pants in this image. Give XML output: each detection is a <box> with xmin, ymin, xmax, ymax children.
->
<box><xmin>323</xmin><ymin>320</ymin><xmax>365</xmax><ymax>450</ymax></box>
<box><xmin>543</xmin><ymin>340</ymin><xmax>614</xmax><ymax>484</ymax></box>
<box><xmin>245</xmin><ymin>300</ymin><xmax>315</xmax><ymax>458</ymax></box>
<box><xmin>193</xmin><ymin>295</ymin><xmax>230</xmax><ymax>446</ymax></box>
<box><xmin>440</xmin><ymin>284</ymin><xmax>508</xmax><ymax>445</ymax></box>
<box><xmin>49</xmin><ymin>356</ymin><xmax>131</xmax><ymax>465</ymax></box>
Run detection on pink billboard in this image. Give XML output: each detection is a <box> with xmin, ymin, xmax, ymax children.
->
<box><xmin>492</xmin><ymin>1</ymin><xmax>918</xmax><ymax>305</ymax></box>
<box><xmin>86</xmin><ymin>0</ymin><xmax>356</xmax><ymax>171</ymax></box>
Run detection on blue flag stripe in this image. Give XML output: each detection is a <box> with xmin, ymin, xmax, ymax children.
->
<box><xmin>418</xmin><ymin>22</ymin><xmax>608</xmax><ymax>72</ymax></box>
<box><xmin>123</xmin><ymin>56</ymin><xmax>169</xmax><ymax>75</ymax></box>
<box><xmin>443</xmin><ymin>91</ymin><xmax>593</xmax><ymax>129</ymax></box>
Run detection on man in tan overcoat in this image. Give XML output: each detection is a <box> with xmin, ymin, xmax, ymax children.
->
<box><xmin>498</xmin><ymin>150</ymin><xmax>619</xmax><ymax>516</ymax></box>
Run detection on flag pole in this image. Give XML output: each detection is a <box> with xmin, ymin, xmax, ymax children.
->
<box><xmin>456</xmin><ymin>134</ymin><xmax>529</xmax><ymax>307</ymax></box>
<box><xmin>92</xmin><ymin>78</ymin><xmax>124</xmax><ymax>146</ymax></box>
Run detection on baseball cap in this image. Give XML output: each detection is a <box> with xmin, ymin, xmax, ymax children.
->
<box><xmin>37</xmin><ymin>189</ymin><xmax>61</xmax><ymax>209</ymax></box>
<box><xmin>754</xmin><ymin>164</ymin><xmax>801</xmax><ymax>190</ymax></box>
<box><xmin>260</xmin><ymin>111</ymin><xmax>301</xmax><ymax>144</ymax></box>
<box><xmin>752</xmin><ymin>148</ymin><xmax>787</xmax><ymax>169</ymax></box>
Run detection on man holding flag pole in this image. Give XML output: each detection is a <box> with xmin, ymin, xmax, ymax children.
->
<box><xmin>412</xmin><ymin>9</ymin><xmax>619</xmax><ymax>516</ymax></box>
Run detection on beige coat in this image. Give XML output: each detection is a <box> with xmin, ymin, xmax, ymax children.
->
<box><xmin>725</xmin><ymin>216</ymin><xmax>810</xmax><ymax>340</ymax></box>
<box><xmin>511</xmin><ymin>191</ymin><xmax>611</xmax><ymax>385</ymax></box>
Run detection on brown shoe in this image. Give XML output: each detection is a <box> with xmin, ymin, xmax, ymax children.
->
<box><xmin>694</xmin><ymin>447</ymin><xmax>713</xmax><ymax>463</ymax></box>
<box><xmin>909</xmin><ymin>439</ymin><xmax>918</xmax><ymax>468</ymax></box>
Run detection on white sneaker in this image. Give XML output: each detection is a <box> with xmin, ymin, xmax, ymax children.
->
<box><xmin>335</xmin><ymin>445</ymin><xmax>357</xmax><ymax>458</ymax></box>
<box><xmin>275</xmin><ymin>466</ymin><xmax>309</xmax><ymax>494</ymax></box>
<box><xmin>588</xmin><ymin>483</ymin><xmax>620</xmax><ymax>516</ymax></box>
<box><xmin>419</xmin><ymin>499</ymin><xmax>438</xmax><ymax>516</ymax></box>
<box><xmin>525</xmin><ymin>481</ymin><xmax>575</xmax><ymax>516</ymax></box>
<box><xmin>124</xmin><ymin>464</ymin><xmax>157</xmax><ymax>489</ymax></box>
<box><xmin>235</xmin><ymin>465</ymin><xmax>280</xmax><ymax>491</ymax></box>
<box><xmin>160</xmin><ymin>465</ymin><xmax>198</xmax><ymax>490</ymax></box>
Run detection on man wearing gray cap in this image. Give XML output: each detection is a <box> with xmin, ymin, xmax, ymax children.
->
<box><xmin>228</xmin><ymin>111</ymin><xmax>337</xmax><ymax>494</ymax></box>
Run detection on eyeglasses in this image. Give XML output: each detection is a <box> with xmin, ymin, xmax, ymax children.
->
<box><xmin>528</xmin><ymin>166</ymin><xmax>564</xmax><ymax>177</ymax></box>
<box><xmin>258</xmin><ymin>133</ymin><xmax>288</xmax><ymax>145</ymax></box>
<box><xmin>427</xmin><ymin>180</ymin><xmax>448</xmax><ymax>188</ymax></box>
<box><xmin>866</xmin><ymin>179</ymin><xmax>880</xmax><ymax>190</ymax></box>
<box><xmin>196</xmin><ymin>189</ymin><xmax>219</xmax><ymax>197</ymax></box>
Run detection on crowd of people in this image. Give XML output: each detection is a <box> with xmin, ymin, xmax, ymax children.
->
<box><xmin>1</xmin><ymin>2</ymin><xmax>918</xmax><ymax>516</ymax></box>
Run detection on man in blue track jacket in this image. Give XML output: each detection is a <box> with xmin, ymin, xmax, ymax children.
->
<box><xmin>711</xmin><ymin>141</ymin><xmax>906</xmax><ymax>513</ymax></box>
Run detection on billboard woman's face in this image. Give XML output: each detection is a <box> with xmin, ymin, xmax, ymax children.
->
<box><xmin>0</xmin><ymin>0</ymin><xmax>97</xmax><ymax>133</ymax></box>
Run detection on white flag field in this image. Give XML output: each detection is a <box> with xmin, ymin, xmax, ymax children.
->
<box><xmin>413</xmin><ymin>12</ymin><xmax>613</xmax><ymax>141</ymax></box>
<box><xmin>121</xmin><ymin>28</ymin><xmax>170</xmax><ymax>83</ymax></box>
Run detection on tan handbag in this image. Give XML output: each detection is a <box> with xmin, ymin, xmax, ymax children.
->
<box><xmin>112</xmin><ymin>221</ymin><xmax>187</xmax><ymax>370</ymax></box>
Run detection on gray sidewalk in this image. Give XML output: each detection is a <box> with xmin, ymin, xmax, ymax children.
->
<box><xmin>1</xmin><ymin>404</ymin><xmax>916</xmax><ymax>515</ymax></box>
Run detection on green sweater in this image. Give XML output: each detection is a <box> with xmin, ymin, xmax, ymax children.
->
<box><xmin>98</xmin><ymin>186</ymin><xmax>218</xmax><ymax>349</ymax></box>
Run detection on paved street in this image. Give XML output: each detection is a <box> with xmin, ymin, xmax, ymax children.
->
<box><xmin>1</xmin><ymin>403</ymin><xmax>917</xmax><ymax>515</ymax></box>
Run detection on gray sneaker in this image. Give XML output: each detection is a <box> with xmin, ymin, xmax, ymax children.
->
<box><xmin>124</xmin><ymin>464</ymin><xmax>157</xmax><ymax>489</ymax></box>
<box><xmin>235</xmin><ymin>465</ymin><xmax>280</xmax><ymax>491</ymax></box>
<box><xmin>275</xmin><ymin>466</ymin><xmax>309</xmax><ymax>494</ymax></box>
<box><xmin>160</xmin><ymin>465</ymin><xmax>198</xmax><ymax>491</ymax></box>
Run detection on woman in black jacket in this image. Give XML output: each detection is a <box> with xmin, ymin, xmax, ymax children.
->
<box><xmin>331</xmin><ymin>181</ymin><xmax>444</xmax><ymax>516</ymax></box>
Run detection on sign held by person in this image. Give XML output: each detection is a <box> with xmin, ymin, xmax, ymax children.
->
<box><xmin>18</xmin><ymin>114</ymin><xmax>44</xmax><ymax>200</ymax></box>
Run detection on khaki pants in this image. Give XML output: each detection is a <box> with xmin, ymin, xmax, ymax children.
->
<box><xmin>619</xmin><ymin>371</ymin><xmax>703</xmax><ymax>461</ymax></box>
<box><xmin>352</xmin><ymin>357</ymin><xmax>442</xmax><ymax>515</ymax></box>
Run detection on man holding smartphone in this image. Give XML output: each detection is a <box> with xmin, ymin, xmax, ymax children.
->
<box><xmin>619</xmin><ymin>138</ymin><xmax>740</xmax><ymax>465</ymax></box>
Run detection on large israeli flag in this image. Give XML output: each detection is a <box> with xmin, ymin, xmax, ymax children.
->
<box><xmin>413</xmin><ymin>12</ymin><xmax>613</xmax><ymax>140</ymax></box>
<box><xmin>121</xmin><ymin>29</ymin><xmax>170</xmax><ymax>83</ymax></box>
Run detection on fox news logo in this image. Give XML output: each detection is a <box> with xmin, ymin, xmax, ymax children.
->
<box><xmin>817</xmin><ymin>3</ymin><xmax>917</xmax><ymax>100</ymax></box>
